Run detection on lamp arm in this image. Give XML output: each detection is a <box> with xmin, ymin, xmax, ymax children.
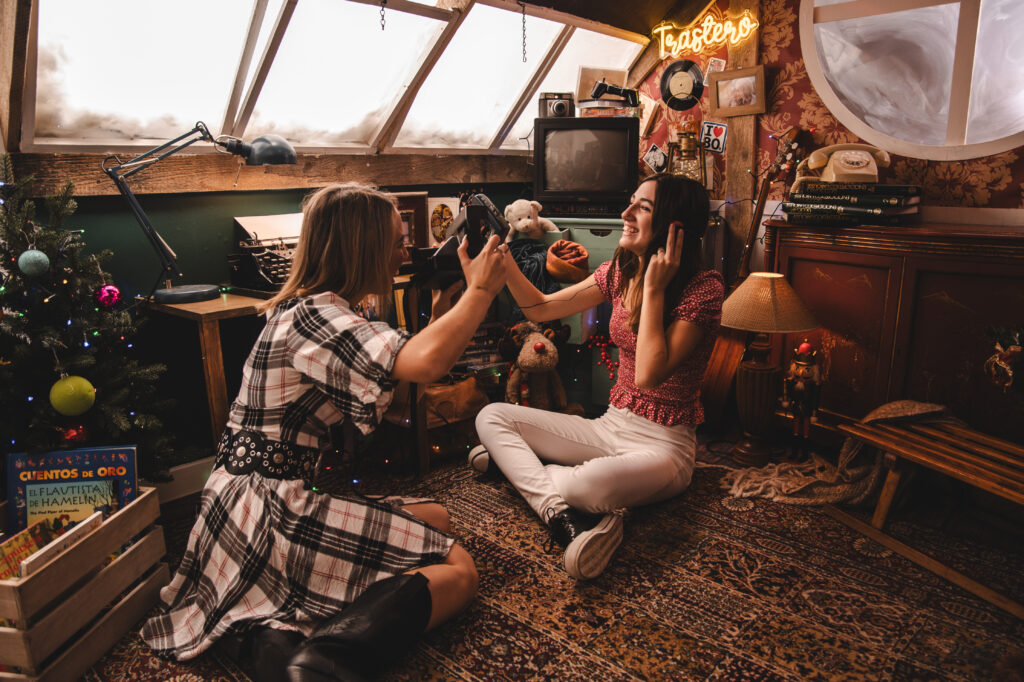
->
<box><xmin>100</xmin><ymin>122</ymin><xmax>218</xmax><ymax>292</ymax></box>
<box><xmin>102</xmin><ymin>122</ymin><xmax>215</xmax><ymax>179</ymax></box>
<box><xmin>106</xmin><ymin>172</ymin><xmax>182</xmax><ymax>278</ymax></box>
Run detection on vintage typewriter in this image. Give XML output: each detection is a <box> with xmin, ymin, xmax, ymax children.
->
<box><xmin>228</xmin><ymin>212</ymin><xmax>303</xmax><ymax>291</ymax></box>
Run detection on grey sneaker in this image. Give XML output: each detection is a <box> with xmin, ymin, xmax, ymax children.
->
<box><xmin>468</xmin><ymin>444</ymin><xmax>490</xmax><ymax>473</ymax></box>
<box><xmin>562</xmin><ymin>512</ymin><xmax>622</xmax><ymax>580</ymax></box>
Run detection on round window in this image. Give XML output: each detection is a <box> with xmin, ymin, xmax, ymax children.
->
<box><xmin>800</xmin><ymin>0</ymin><xmax>1024</xmax><ymax>161</ymax></box>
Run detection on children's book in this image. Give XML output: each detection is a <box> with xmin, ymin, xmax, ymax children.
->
<box><xmin>0</xmin><ymin>520</ymin><xmax>54</xmax><ymax>580</ymax></box>
<box><xmin>5</xmin><ymin>446</ymin><xmax>137</xmax><ymax>535</ymax></box>
<box><xmin>19</xmin><ymin>511</ymin><xmax>103</xmax><ymax>577</ymax></box>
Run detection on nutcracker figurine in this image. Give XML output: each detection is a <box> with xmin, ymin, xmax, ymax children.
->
<box><xmin>782</xmin><ymin>341</ymin><xmax>821</xmax><ymax>458</ymax></box>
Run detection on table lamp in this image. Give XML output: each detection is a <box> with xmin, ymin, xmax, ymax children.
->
<box><xmin>102</xmin><ymin>121</ymin><xmax>297</xmax><ymax>303</ymax></box>
<box><xmin>721</xmin><ymin>272</ymin><xmax>818</xmax><ymax>466</ymax></box>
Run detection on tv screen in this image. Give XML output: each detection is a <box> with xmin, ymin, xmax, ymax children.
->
<box><xmin>543</xmin><ymin>129</ymin><xmax>631</xmax><ymax>193</ymax></box>
<box><xmin>533</xmin><ymin>117</ymin><xmax>639</xmax><ymax>215</ymax></box>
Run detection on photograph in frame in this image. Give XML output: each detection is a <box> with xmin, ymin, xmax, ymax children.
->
<box><xmin>708</xmin><ymin>65</ymin><xmax>766</xmax><ymax>118</ymax></box>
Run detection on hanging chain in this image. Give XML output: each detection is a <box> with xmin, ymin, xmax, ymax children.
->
<box><xmin>380</xmin><ymin>0</ymin><xmax>386</xmax><ymax>31</ymax></box>
<box><xmin>520</xmin><ymin>2</ymin><xmax>527</xmax><ymax>62</ymax></box>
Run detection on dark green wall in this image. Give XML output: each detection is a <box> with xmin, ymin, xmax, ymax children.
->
<box><xmin>68</xmin><ymin>182</ymin><xmax>532</xmax><ymax>459</ymax></box>
<box><xmin>74</xmin><ymin>182</ymin><xmax>533</xmax><ymax>299</ymax></box>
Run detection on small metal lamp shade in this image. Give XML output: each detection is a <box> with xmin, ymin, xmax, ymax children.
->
<box><xmin>220</xmin><ymin>133</ymin><xmax>297</xmax><ymax>166</ymax></box>
<box><xmin>721</xmin><ymin>273</ymin><xmax>818</xmax><ymax>466</ymax></box>
<box><xmin>723</xmin><ymin>272</ymin><xmax>818</xmax><ymax>333</ymax></box>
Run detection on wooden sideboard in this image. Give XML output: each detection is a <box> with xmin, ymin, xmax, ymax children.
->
<box><xmin>763</xmin><ymin>221</ymin><xmax>1024</xmax><ymax>445</ymax></box>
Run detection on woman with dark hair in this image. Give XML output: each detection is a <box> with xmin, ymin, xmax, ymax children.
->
<box><xmin>471</xmin><ymin>174</ymin><xmax>724</xmax><ymax>580</ymax></box>
<box><xmin>142</xmin><ymin>183</ymin><xmax>508</xmax><ymax>681</ymax></box>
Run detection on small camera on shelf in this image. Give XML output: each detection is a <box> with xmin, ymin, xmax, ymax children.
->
<box><xmin>538</xmin><ymin>92</ymin><xmax>575</xmax><ymax>118</ymax></box>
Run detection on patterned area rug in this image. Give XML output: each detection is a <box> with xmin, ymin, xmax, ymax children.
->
<box><xmin>84</xmin><ymin>448</ymin><xmax>1023</xmax><ymax>681</ymax></box>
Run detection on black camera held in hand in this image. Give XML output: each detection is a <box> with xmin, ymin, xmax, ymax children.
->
<box><xmin>410</xmin><ymin>194</ymin><xmax>510</xmax><ymax>290</ymax></box>
<box><xmin>538</xmin><ymin>92</ymin><xmax>575</xmax><ymax>118</ymax></box>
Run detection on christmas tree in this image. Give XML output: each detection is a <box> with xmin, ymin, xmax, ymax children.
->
<box><xmin>0</xmin><ymin>154</ymin><xmax>171</xmax><ymax>481</ymax></box>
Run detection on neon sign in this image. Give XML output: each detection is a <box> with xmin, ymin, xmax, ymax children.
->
<box><xmin>652</xmin><ymin>11</ymin><xmax>759</xmax><ymax>59</ymax></box>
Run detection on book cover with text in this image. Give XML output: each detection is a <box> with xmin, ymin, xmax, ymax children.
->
<box><xmin>6</xmin><ymin>446</ymin><xmax>137</xmax><ymax>534</ymax></box>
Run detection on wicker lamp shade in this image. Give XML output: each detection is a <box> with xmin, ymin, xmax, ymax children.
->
<box><xmin>722</xmin><ymin>272</ymin><xmax>818</xmax><ymax>333</ymax></box>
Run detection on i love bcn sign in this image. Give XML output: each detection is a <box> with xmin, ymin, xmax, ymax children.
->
<box><xmin>652</xmin><ymin>10</ymin><xmax>759</xmax><ymax>59</ymax></box>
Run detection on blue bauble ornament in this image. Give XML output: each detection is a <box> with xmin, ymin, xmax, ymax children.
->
<box><xmin>17</xmin><ymin>249</ymin><xmax>50</xmax><ymax>277</ymax></box>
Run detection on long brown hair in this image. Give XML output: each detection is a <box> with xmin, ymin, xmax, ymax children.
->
<box><xmin>615</xmin><ymin>174</ymin><xmax>710</xmax><ymax>332</ymax></box>
<box><xmin>261</xmin><ymin>183</ymin><xmax>398</xmax><ymax>315</ymax></box>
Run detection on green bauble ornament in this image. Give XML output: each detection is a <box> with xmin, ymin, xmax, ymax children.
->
<box><xmin>18</xmin><ymin>249</ymin><xmax>50</xmax><ymax>277</ymax></box>
<box><xmin>49</xmin><ymin>375</ymin><xmax>96</xmax><ymax>416</ymax></box>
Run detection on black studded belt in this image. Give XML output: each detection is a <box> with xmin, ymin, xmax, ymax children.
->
<box><xmin>214</xmin><ymin>429</ymin><xmax>319</xmax><ymax>481</ymax></box>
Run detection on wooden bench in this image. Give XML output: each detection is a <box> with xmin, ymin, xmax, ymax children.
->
<box><xmin>824</xmin><ymin>421</ymin><xmax>1024</xmax><ymax>619</ymax></box>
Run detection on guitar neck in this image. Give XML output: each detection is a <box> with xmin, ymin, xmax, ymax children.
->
<box><xmin>734</xmin><ymin>173</ymin><xmax>773</xmax><ymax>287</ymax></box>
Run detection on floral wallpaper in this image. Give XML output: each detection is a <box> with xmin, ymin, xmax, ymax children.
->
<box><xmin>637</xmin><ymin>0</ymin><xmax>1024</xmax><ymax>209</ymax></box>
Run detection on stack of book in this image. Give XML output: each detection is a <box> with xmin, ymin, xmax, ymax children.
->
<box><xmin>577</xmin><ymin>99</ymin><xmax>638</xmax><ymax>118</ymax></box>
<box><xmin>783</xmin><ymin>181</ymin><xmax>922</xmax><ymax>227</ymax></box>
<box><xmin>452</xmin><ymin>322</ymin><xmax>506</xmax><ymax>375</ymax></box>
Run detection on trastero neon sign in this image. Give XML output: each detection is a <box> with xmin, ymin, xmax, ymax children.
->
<box><xmin>652</xmin><ymin>11</ymin><xmax>759</xmax><ymax>58</ymax></box>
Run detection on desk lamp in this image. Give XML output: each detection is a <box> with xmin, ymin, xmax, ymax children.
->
<box><xmin>721</xmin><ymin>272</ymin><xmax>818</xmax><ymax>466</ymax></box>
<box><xmin>102</xmin><ymin>121</ymin><xmax>296</xmax><ymax>303</ymax></box>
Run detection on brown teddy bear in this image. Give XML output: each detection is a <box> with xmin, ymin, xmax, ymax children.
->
<box><xmin>504</xmin><ymin>321</ymin><xmax>585</xmax><ymax>416</ymax></box>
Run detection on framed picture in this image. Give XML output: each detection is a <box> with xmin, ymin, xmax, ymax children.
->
<box><xmin>708</xmin><ymin>65</ymin><xmax>766</xmax><ymax>117</ymax></box>
<box><xmin>394</xmin><ymin>191</ymin><xmax>428</xmax><ymax>250</ymax></box>
<box><xmin>426</xmin><ymin>197</ymin><xmax>461</xmax><ymax>246</ymax></box>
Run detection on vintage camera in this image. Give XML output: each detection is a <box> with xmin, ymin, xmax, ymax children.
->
<box><xmin>411</xmin><ymin>194</ymin><xmax>511</xmax><ymax>289</ymax></box>
<box><xmin>538</xmin><ymin>92</ymin><xmax>575</xmax><ymax>118</ymax></box>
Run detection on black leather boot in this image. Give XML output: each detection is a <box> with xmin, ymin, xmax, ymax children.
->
<box><xmin>220</xmin><ymin>625</ymin><xmax>305</xmax><ymax>682</ymax></box>
<box><xmin>286</xmin><ymin>573</ymin><xmax>432</xmax><ymax>682</ymax></box>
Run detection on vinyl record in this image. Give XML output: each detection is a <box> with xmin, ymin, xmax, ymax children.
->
<box><xmin>659</xmin><ymin>59</ymin><xmax>705</xmax><ymax>111</ymax></box>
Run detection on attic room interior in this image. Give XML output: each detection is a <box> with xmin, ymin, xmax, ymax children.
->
<box><xmin>1</xmin><ymin>0</ymin><xmax>1022</xmax><ymax>680</ymax></box>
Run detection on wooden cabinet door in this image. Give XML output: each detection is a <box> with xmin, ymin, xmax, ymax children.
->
<box><xmin>893</xmin><ymin>256</ymin><xmax>1024</xmax><ymax>444</ymax></box>
<box><xmin>777</xmin><ymin>245</ymin><xmax>903</xmax><ymax>423</ymax></box>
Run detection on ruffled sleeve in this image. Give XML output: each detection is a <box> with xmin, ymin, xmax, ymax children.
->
<box><xmin>593</xmin><ymin>260</ymin><xmax>615</xmax><ymax>299</ymax></box>
<box><xmin>288</xmin><ymin>300</ymin><xmax>412</xmax><ymax>434</ymax></box>
<box><xmin>672</xmin><ymin>270</ymin><xmax>724</xmax><ymax>331</ymax></box>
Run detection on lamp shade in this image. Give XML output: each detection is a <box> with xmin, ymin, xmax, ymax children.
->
<box><xmin>722</xmin><ymin>272</ymin><xmax>818</xmax><ymax>333</ymax></box>
<box><xmin>220</xmin><ymin>134</ymin><xmax>297</xmax><ymax>165</ymax></box>
<box><xmin>245</xmin><ymin>134</ymin><xmax>297</xmax><ymax>165</ymax></box>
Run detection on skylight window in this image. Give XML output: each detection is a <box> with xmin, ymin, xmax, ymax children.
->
<box><xmin>27</xmin><ymin>0</ymin><xmax>648</xmax><ymax>155</ymax></box>
<box><xmin>249</xmin><ymin>0</ymin><xmax>445</xmax><ymax>147</ymax></box>
<box><xmin>394</xmin><ymin>4</ymin><xmax>562</xmax><ymax>149</ymax></box>
<box><xmin>499</xmin><ymin>29</ymin><xmax>644</xmax><ymax>151</ymax></box>
<box><xmin>36</xmin><ymin>0</ymin><xmax>252</xmax><ymax>143</ymax></box>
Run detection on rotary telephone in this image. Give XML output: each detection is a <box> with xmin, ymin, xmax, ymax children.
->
<box><xmin>791</xmin><ymin>143</ymin><xmax>890</xmax><ymax>192</ymax></box>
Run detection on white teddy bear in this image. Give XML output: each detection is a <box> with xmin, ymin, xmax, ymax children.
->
<box><xmin>503</xmin><ymin>199</ymin><xmax>560</xmax><ymax>242</ymax></box>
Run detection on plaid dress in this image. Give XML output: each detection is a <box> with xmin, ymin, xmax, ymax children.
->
<box><xmin>141</xmin><ymin>293</ymin><xmax>454</xmax><ymax>661</ymax></box>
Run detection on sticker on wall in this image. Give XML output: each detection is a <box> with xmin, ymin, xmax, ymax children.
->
<box><xmin>643</xmin><ymin>143</ymin><xmax>669</xmax><ymax>174</ymax></box>
<box><xmin>427</xmin><ymin>197</ymin><xmax>460</xmax><ymax>246</ymax></box>
<box><xmin>701</xmin><ymin>121</ymin><xmax>728</xmax><ymax>154</ymax></box>
<box><xmin>704</xmin><ymin>57</ymin><xmax>726</xmax><ymax>85</ymax></box>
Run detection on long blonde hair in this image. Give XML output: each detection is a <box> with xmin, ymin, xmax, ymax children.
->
<box><xmin>261</xmin><ymin>183</ymin><xmax>397</xmax><ymax>315</ymax></box>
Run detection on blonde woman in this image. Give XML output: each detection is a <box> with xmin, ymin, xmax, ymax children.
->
<box><xmin>472</xmin><ymin>174</ymin><xmax>724</xmax><ymax>580</ymax></box>
<box><xmin>142</xmin><ymin>184</ymin><xmax>507</xmax><ymax>682</ymax></box>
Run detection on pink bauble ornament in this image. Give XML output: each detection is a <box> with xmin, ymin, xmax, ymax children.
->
<box><xmin>798</xmin><ymin>342</ymin><xmax>813</xmax><ymax>354</ymax></box>
<box><xmin>94</xmin><ymin>284</ymin><xmax>121</xmax><ymax>308</ymax></box>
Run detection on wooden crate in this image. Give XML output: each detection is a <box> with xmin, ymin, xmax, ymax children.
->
<box><xmin>0</xmin><ymin>487</ymin><xmax>169</xmax><ymax>681</ymax></box>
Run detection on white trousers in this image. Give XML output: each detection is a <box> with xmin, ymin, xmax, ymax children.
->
<box><xmin>475</xmin><ymin>403</ymin><xmax>696</xmax><ymax>519</ymax></box>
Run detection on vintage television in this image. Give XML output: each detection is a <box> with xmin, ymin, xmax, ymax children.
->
<box><xmin>533</xmin><ymin>116</ymin><xmax>640</xmax><ymax>217</ymax></box>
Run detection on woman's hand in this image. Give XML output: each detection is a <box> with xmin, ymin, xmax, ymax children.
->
<box><xmin>645</xmin><ymin>223</ymin><xmax>683</xmax><ymax>293</ymax></box>
<box><xmin>430</xmin><ymin>280</ymin><xmax>463</xmax><ymax>321</ymax></box>
<box><xmin>458</xmin><ymin>234</ymin><xmax>508</xmax><ymax>296</ymax></box>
